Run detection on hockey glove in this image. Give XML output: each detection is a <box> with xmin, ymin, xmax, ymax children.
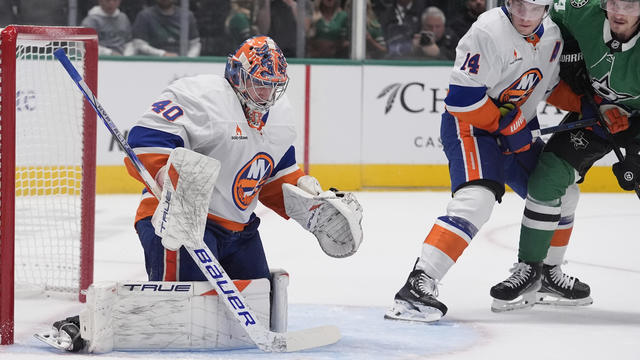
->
<box><xmin>612</xmin><ymin>151</ymin><xmax>640</xmax><ymax>191</ymax></box>
<box><xmin>600</xmin><ymin>104</ymin><xmax>630</xmax><ymax>134</ymax></box>
<box><xmin>495</xmin><ymin>103</ymin><xmax>532</xmax><ymax>154</ymax></box>
<box><xmin>283</xmin><ymin>178</ymin><xmax>363</xmax><ymax>258</ymax></box>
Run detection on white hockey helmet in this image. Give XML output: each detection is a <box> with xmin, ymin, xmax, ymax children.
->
<box><xmin>506</xmin><ymin>0</ymin><xmax>552</xmax><ymax>21</ymax></box>
<box><xmin>601</xmin><ymin>0</ymin><xmax>640</xmax><ymax>16</ymax></box>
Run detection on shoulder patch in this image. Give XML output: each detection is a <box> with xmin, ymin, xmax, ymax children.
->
<box><xmin>570</xmin><ymin>0</ymin><xmax>589</xmax><ymax>8</ymax></box>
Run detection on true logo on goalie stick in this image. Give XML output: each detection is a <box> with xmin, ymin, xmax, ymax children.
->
<box><xmin>122</xmin><ymin>283</ymin><xmax>191</xmax><ymax>292</ymax></box>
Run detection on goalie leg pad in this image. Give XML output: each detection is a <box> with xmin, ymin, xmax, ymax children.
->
<box><xmin>282</xmin><ymin>184</ymin><xmax>363</xmax><ymax>258</ymax></box>
<box><xmin>151</xmin><ymin>147</ymin><xmax>221</xmax><ymax>251</ymax></box>
<box><xmin>79</xmin><ymin>279</ymin><xmax>275</xmax><ymax>353</ymax></box>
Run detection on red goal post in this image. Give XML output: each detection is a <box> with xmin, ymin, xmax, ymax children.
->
<box><xmin>0</xmin><ymin>25</ymin><xmax>97</xmax><ymax>345</ymax></box>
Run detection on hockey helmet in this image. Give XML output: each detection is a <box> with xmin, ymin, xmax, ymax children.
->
<box><xmin>225</xmin><ymin>36</ymin><xmax>289</xmax><ymax>112</ymax></box>
<box><xmin>506</xmin><ymin>0</ymin><xmax>552</xmax><ymax>21</ymax></box>
<box><xmin>601</xmin><ymin>0</ymin><xmax>640</xmax><ymax>16</ymax></box>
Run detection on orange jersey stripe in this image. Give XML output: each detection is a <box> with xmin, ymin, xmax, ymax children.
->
<box><xmin>550</xmin><ymin>227</ymin><xmax>573</xmax><ymax>247</ymax></box>
<box><xmin>459</xmin><ymin>121</ymin><xmax>481</xmax><ymax>181</ymax></box>
<box><xmin>546</xmin><ymin>80</ymin><xmax>581</xmax><ymax>113</ymax></box>
<box><xmin>135</xmin><ymin>196</ymin><xmax>159</xmax><ymax>224</ymax></box>
<box><xmin>447</xmin><ymin>98</ymin><xmax>501</xmax><ymax>132</ymax></box>
<box><xmin>259</xmin><ymin>168</ymin><xmax>305</xmax><ymax>219</ymax></box>
<box><xmin>124</xmin><ymin>153</ymin><xmax>170</xmax><ymax>194</ymax></box>
<box><xmin>424</xmin><ymin>224</ymin><xmax>469</xmax><ymax>262</ymax></box>
<box><xmin>207</xmin><ymin>213</ymin><xmax>246</xmax><ymax>232</ymax></box>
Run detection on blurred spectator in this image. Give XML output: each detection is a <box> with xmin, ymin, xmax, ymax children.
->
<box><xmin>119</xmin><ymin>0</ymin><xmax>150</xmax><ymax>23</ymax></box>
<box><xmin>190</xmin><ymin>0</ymin><xmax>231</xmax><ymax>56</ymax></box>
<box><xmin>263</xmin><ymin>0</ymin><xmax>312</xmax><ymax>58</ymax></box>
<box><xmin>16</xmin><ymin>0</ymin><xmax>68</xmax><ymax>25</ymax></box>
<box><xmin>345</xmin><ymin>0</ymin><xmax>387</xmax><ymax>59</ymax></box>
<box><xmin>0</xmin><ymin>0</ymin><xmax>17</xmax><ymax>27</ymax></box>
<box><xmin>448</xmin><ymin>0</ymin><xmax>485</xmax><ymax>40</ymax></box>
<box><xmin>379</xmin><ymin>0</ymin><xmax>425</xmax><ymax>59</ymax></box>
<box><xmin>308</xmin><ymin>0</ymin><xmax>348</xmax><ymax>58</ymax></box>
<box><xmin>411</xmin><ymin>6</ymin><xmax>457</xmax><ymax>60</ymax></box>
<box><xmin>225</xmin><ymin>0</ymin><xmax>270</xmax><ymax>51</ymax></box>
<box><xmin>132</xmin><ymin>0</ymin><xmax>201</xmax><ymax>57</ymax></box>
<box><xmin>81</xmin><ymin>0</ymin><xmax>135</xmax><ymax>56</ymax></box>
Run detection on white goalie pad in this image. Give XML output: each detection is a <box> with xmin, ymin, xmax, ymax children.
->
<box><xmin>282</xmin><ymin>184</ymin><xmax>363</xmax><ymax>258</ymax></box>
<box><xmin>79</xmin><ymin>272</ymin><xmax>289</xmax><ymax>353</ymax></box>
<box><xmin>151</xmin><ymin>147</ymin><xmax>221</xmax><ymax>250</ymax></box>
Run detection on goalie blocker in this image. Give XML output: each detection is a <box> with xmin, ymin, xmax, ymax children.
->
<box><xmin>35</xmin><ymin>270</ymin><xmax>290</xmax><ymax>353</ymax></box>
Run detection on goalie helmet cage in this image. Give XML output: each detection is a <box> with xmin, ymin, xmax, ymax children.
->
<box><xmin>0</xmin><ymin>25</ymin><xmax>97</xmax><ymax>345</ymax></box>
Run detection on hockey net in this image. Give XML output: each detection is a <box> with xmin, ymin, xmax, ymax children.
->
<box><xmin>0</xmin><ymin>26</ymin><xmax>97</xmax><ymax>345</ymax></box>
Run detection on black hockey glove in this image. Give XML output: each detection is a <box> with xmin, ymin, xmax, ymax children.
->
<box><xmin>559</xmin><ymin>35</ymin><xmax>590</xmax><ymax>96</ymax></box>
<box><xmin>612</xmin><ymin>149</ymin><xmax>640</xmax><ymax>191</ymax></box>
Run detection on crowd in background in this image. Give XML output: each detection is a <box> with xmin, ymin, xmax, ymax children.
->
<box><xmin>0</xmin><ymin>0</ymin><xmax>488</xmax><ymax>60</ymax></box>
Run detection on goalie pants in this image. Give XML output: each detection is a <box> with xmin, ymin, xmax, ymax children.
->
<box><xmin>135</xmin><ymin>215</ymin><xmax>270</xmax><ymax>281</ymax></box>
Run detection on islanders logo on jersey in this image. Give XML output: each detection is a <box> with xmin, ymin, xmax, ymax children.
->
<box><xmin>498</xmin><ymin>68</ymin><xmax>543</xmax><ymax>107</ymax></box>
<box><xmin>232</xmin><ymin>152</ymin><xmax>274</xmax><ymax>210</ymax></box>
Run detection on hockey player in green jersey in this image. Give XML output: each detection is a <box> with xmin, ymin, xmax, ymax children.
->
<box><xmin>490</xmin><ymin>0</ymin><xmax>640</xmax><ymax>311</ymax></box>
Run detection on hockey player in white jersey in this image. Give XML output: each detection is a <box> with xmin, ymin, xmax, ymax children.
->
<box><xmin>385</xmin><ymin>0</ymin><xmax>587</xmax><ymax>322</ymax></box>
<box><xmin>41</xmin><ymin>36</ymin><xmax>363</xmax><ymax>352</ymax></box>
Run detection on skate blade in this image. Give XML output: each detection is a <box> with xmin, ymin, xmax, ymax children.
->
<box><xmin>384</xmin><ymin>300</ymin><xmax>443</xmax><ymax>323</ymax></box>
<box><xmin>34</xmin><ymin>329</ymin><xmax>73</xmax><ymax>351</ymax></box>
<box><xmin>536</xmin><ymin>293</ymin><xmax>593</xmax><ymax>306</ymax></box>
<box><xmin>491</xmin><ymin>291</ymin><xmax>538</xmax><ymax>313</ymax></box>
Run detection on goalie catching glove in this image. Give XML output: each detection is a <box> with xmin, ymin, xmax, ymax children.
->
<box><xmin>283</xmin><ymin>176</ymin><xmax>363</xmax><ymax>258</ymax></box>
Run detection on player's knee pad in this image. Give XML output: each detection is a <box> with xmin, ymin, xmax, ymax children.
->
<box><xmin>528</xmin><ymin>152</ymin><xmax>578</xmax><ymax>202</ymax></box>
<box><xmin>447</xmin><ymin>185</ymin><xmax>496</xmax><ymax>230</ymax></box>
<box><xmin>560</xmin><ymin>183</ymin><xmax>580</xmax><ymax>216</ymax></box>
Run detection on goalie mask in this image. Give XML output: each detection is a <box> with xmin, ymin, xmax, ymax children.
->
<box><xmin>225</xmin><ymin>36</ymin><xmax>289</xmax><ymax>119</ymax></box>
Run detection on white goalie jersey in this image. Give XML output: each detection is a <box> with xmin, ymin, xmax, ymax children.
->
<box><xmin>125</xmin><ymin>74</ymin><xmax>305</xmax><ymax>228</ymax></box>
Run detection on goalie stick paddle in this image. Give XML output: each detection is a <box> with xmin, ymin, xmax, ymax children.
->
<box><xmin>53</xmin><ymin>48</ymin><xmax>340</xmax><ymax>352</ymax></box>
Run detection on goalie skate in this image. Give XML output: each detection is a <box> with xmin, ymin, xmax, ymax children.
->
<box><xmin>34</xmin><ymin>316</ymin><xmax>85</xmax><ymax>352</ymax></box>
<box><xmin>384</xmin><ymin>268</ymin><xmax>447</xmax><ymax>323</ymax></box>
<box><xmin>536</xmin><ymin>264</ymin><xmax>593</xmax><ymax>306</ymax></box>
<box><xmin>490</xmin><ymin>261</ymin><xmax>542</xmax><ymax>313</ymax></box>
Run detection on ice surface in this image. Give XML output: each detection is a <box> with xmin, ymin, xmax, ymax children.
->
<box><xmin>2</xmin><ymin>191</ymin><xmax>639</xmax><ymax>359</ymax></box>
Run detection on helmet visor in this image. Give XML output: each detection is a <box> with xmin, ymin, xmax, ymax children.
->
<box><xmin>507</xmin><ymin>0</ymin><xmax>549</xmax><ymax>21</ymax></box>
<box><xmin>602</xmin><ymin>0</ymin><xmax>640</xmax><ymax>16</ymax></box>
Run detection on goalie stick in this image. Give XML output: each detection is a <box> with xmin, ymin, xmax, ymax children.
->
<box><xmin>51</xmin><ymin>49</ymin><xmax>340</xmax><ymax>352</ymax></box>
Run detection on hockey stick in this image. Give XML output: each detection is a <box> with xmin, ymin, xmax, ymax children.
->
<box><xmin>583</xmin><ymin>93</ymin><xmax>640</xmax><ymax>199</ymax></box>
<box><xmin>53</xmin><ymin>49</ymin><xmax>340</xmax><ymax>352</ymax></box>
<box><xmin>531</xmin><ymin>117</ymin><xmax>598</xmax><ymax>138</ymax></box>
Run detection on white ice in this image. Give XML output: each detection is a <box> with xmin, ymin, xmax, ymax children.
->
<box><xmin>2</xmin><ymin>191</ymin><xmax>640</xmax><ymax>359</ymax></box>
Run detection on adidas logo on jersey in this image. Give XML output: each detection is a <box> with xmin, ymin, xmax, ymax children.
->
<box><xmin>231</xmin><ymin>124</ymin><xmax>248</xmax><ymax>140</ymax></box>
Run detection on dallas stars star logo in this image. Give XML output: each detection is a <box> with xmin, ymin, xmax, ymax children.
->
<box><xmin>591</xmin><ymin>74</ymin><xmax>637</xmax><ymax>102</ymax></box>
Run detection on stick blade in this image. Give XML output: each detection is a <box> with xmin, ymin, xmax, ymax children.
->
<box><xmin>283</xmin><ymin>325</ymin><xmax>341</xmax><ymax>352</ymax></box>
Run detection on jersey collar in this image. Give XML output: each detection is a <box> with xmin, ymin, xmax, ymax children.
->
<box><xmin>603</xmin><ymin>18</ymin><xmax>640</xmax><ymax>52</ymax></box>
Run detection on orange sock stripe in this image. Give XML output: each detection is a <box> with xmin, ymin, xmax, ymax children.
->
<box><xmin>424</xmin><ymin>224</ymin><xmax>469</xmax><ymax>262</ymax></box>
<box><xmin>550</xmin><ymin>227</ymin><xmax>573</xmax><ymax>247</ymax></box>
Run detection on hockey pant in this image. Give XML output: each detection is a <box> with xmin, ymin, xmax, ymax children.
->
<box><xmin>135</xmin><ymin>215</ymin><xmax>270</xmax><ymax>281</ymax></box>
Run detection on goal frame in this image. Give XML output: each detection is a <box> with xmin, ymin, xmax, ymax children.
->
<box><xmin>0</xmin><ymin>25</ymin><xmax>97</xmax><ymax>345</ymax></box>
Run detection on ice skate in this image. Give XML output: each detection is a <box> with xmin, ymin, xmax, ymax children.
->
<box><xmin>490</xmin><ymin>261</ymin><xmax>542</xmax><ymax>312</ymax></box>
<box><xmin>536</xmin><ymin>264</ymin><xmax>592</xmax><ymax>306</ymax></box>
<box><xmin>34</xmin><ymin>315</ymin><xmax>86</xmax><ymax>352</ymax></box>
<box><xmin>385</xmin><ymin>269</ymin><xmax>448</xmax><ymax>323</ymax></box>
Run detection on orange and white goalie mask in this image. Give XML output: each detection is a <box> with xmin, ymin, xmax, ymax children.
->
<box><xmin>224</xmin><ymin>36</ymin><xmax>289</xmax><ymax>130</ymax></box>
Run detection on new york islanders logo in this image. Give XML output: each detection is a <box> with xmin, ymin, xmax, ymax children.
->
<box><xmin>498</xmin><ymin>68</ymin><xmax>543</xmax><ymax>107</ymax></box>
<box><xmin>232</xmin><ymin>153</ymin><xmax>274</xmax><ymax>210</ymax></box>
